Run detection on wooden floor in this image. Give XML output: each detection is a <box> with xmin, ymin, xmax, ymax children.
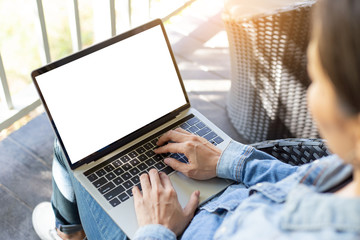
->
<box><xmin>0</xmin><ymin>0</ymin><xmax>246</xmax><ymax>239</ymax></box>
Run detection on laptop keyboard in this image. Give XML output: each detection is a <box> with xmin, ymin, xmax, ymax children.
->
<box><xmin>83</xmin><ymin>114</ymin><xmax>224</xmax><ymax>207</ymax></box>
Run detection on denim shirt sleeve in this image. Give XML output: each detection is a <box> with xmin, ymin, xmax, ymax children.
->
<box><xmin>133</xmin><ymin>224</ymin><xmax>176</xmax><ymax>240</ymax></box>
<box><xmin>216</xmin><ymin>140</ymin><xmax>299</xmax><ymax>187</ymax></box>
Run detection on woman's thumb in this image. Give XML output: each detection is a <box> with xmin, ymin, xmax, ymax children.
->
<box><xmin>183</xmin><ymin>190</ymin><xmax>200</xmax><ymax>218</ymax></box>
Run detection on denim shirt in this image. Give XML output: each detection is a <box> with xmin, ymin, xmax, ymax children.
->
<box><xmin>134</xmin><ymin>140</ymin><xmax>360</xmax><ymax>240</ymax></box>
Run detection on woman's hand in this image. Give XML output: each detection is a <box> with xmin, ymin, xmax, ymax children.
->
<box><xmin>154</xmin><ymin>128</ymin><xmax>222</xmax><ymax>180</ymax></box>
<box><xmin>133</xmin><ymin>169</ymin><xmax>200</xmax><ymax>236</ymax></box>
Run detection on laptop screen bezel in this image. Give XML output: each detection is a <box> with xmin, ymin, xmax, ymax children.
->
<box><xmin>31</xmin><ymin>19</ymin><xmax>190</xmax><ymax>170</ymax></box>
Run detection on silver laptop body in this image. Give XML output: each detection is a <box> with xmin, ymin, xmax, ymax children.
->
<box><xmin>32</xmin><ymin>19</ymin><xmax>233</xmax><ymax>239</ymax></box>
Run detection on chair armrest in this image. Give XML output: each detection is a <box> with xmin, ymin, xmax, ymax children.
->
<box><xmin>250</xmin><ymin>138</ymin><xmax>332</xmax><ymax>166</ymax></box>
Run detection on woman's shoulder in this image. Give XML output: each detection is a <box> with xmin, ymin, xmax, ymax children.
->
<box><xmin>297</xmin><ymin>154</ymin><xmax>353</xmax><ymax>192</ymax></box>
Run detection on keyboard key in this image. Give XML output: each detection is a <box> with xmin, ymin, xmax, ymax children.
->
<box><xmin>136</xmin><ymin>147</ymin><xmax>146</xmax><ymax>154</ymax></box>
<box><xmin>93</xmin><ymin>177</ymin><xmax>107</xmax><ymax>188</ymax></box>
<box><xmin>187</xmin><ymin>117</ymin><xmax>200</xmax><ymax>126</ymax></box>
<box><xmin>104</xmin><ymin>185</ymin><xmax>125</xmax><ymax>200</ymax></box>
<box><xmin>95</xmin><ymin>169</ymin><xmax>106</xmax><ymax>177</ymax></box>
<box><xmin>153</xmin><ymin>155</ymin><xmax>163</xmax><ymax>161</ymax></box>
<box><xmin>113</xmin><ymin>177</ymin><xmax>123</xmax><ymax>185</ymax></box>
<box><xmin>151</xmin><ymin>138</ymin><xmax>158</xmax><ymax>146</ymax></box>
<box><xmin>130</xmin><ymin>159</ymin><xmax>140</xmax><ymax>166</ymax></box>
<box><xmin>161</xmin><ymin>166</ymin><xmax>174</xmax><ymax>175</ymax></box>
<box><xmin>188</xmin><ymin>126</ymin><xmax>199</xmax><ymax>133</ymax></box>
<box><xmin>169</xmin><ymin>153</ymin><xmax>188</xmax><ymax>163</ymax></box>
<box><xmin>87</xmin><ymin>173</ymin><xmax>98</xmax><ymax>182</ymax></box>
<box><xmin>104</xmin><ymin>164</ymin><xmax>115</xmax><ymax>172</ymax></box>
<box><xmin>197</xmin><ymin>127</ymin><xmax>211</xmax><ymax>137</ymax></box>
<box><xmin>121</xmin><ymin>172</ymin><xmax>132</xmax><ymax>181</ymax></box>
<box><xmin>169</xmin><ymin>153</ymin><xmax>181</xmax><ymax>160</ymax></box>
<box><xmin>110</xmin><ymin>198</ymin><xmax>121</xmax><ymax>207</ymax></box>
<box><xmin>135</xmin><ymin>183</ymin><xmax>142</xmax><ymax>191</ymax></box>
<box><xmin>98</xmin><ymin>182</ymin><xmax>115</xmax><ymax>194</ymax></box>
<box><xmin>214</xmin><ymin>136</ymin><xmax>224</xmax><ymax>144</ymax></box>
<box><xmin>129</xmin><ymin>151</ymin><xmax>138</xmax><ymax>158</ymax></box>
<box><xmin>196</xmin><ymin>121</ymin><xmax>206</xmax><ymax>129</ymax></box>
<box><xmin>127</xmin><ymin>189</ymin><xmax>133</xmax><ymax>197</ymax></box>
<box><xmin>123</xmin><ymin>180</ymin><xmax>133</xmax><ymax>189</ymax></box>
<box><xmin>131</xmin><ymin>175</ymin><xmax>140</xmax><ymax>184</ymax></box>
<box><xmin>119</xmin><ymin>193</ymin><xmax>129</xmax><ymax>202</ymax></box>
<box><xmin>120</xmin><ymin>155</ymin><xmax>130</xmax><ymax>163</ymax></box>
<box><xmin>122</xmin><ymin>163</ymin><xmax>132</xmax><ymax>171</ymax></box>
<box><xmin>204</xmin><ymin>131</ymin><xmax>217</xmax><ymax>141</ymax></box>
<box><xmin>137</xmin><ymin>163</ymin><xmax>147</xmax><ymax>171</ymax></box>
<box><xmin>144</xmin><ymin>142</ymin><xmax>153</xmax><ymax>150</ymax></box>
<box><xmin>180</xmin><ymin>122</ymin><xmax>190</xmax><ymax>129</ymax></box>
<box><xmin>113</xmin><ymin>160</ymin><xmax>121</xmax><ymax>167</ymax></box>
<box><xmin>146</xmin><ymin>158</ymin><xmax>155</xmax><ymax>166</ymax></box>
<box><xmin>114</xmin><ymin>168</ymin><xmax>124</xmax><ymax>176</ymax></box>
<box><xmin>129</xmin><ymin>167</ymin><xmax>140</xmax><ymax>176</ymax></box>
<box><xmin>105</xmin><ymin>172</ymin><xmax>116</xmax><ymax>181</ymax></box>
<box><xmin>155</xmin><ymin>162</ymin><xmax>166</xmax><ymax>170</ymax></box>
<box><xmin>138</xmin><ymin>154</ymin><xmax>147</xmax><ymax>161</ymax></box>
<box><xmin>145</xmin><ymin>150</ymin><xmax>155</xmax><ymax>158</ymax></box>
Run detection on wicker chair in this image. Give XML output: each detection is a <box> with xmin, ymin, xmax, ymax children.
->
<box><xmin>251</xmin><ymin>138</ymin><xmax>331</xmax><ymax>165</ymax></box>
<box><xmin>223</xmin><ymin>0</ymin><xmax>318</xmax><ymax>143</ymax></box>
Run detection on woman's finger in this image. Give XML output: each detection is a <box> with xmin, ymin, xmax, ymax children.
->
<box><xmin>148</xmin><ymin>168</ymin><xmax>163</xmax><ymax>189</ymax></box>
<box><xmin>183</xmin><ymin>190</ymin><xmax>200</xmax><ymax>219</ymax></box>
<box><xmin>157</xmin><ymin>129</ymin><xmax>191</xmax><ymax>146</ymax></box>
<box><xmin>139</xmin><ymin>172</ymin><xmax>151</xmax><ymax>196</ymax></box>
<box><xmin>174</xmin><ymin>128</ymin><xmax>192</xmax><ymax>135</ymax></box>
<box><xmin>164</xmin><ymin>157</ymin><xmax>190</xmax><ymax>175</ymax></box>
<box><xmin>159</xmin><ymin>171</ymin><xmax>173</xmax><ymax>189</ymax></box>
<box><xmin>132</xmin><ymin>185</ymin><xmax>142</xmax><ymax>205</ymax></box>
<box><xmin>154</xmin><ymin>142</ymin><xmax>187</xmax><ymax>155</ymax></box>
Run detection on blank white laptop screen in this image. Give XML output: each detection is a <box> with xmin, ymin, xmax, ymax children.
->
<box><xmin>35</xmin><ymin>25</ymin><xmax>187</xmax><ymax>164</ymax></box>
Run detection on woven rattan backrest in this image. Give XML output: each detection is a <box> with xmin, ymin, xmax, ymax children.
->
<box><xmin>223</xmin><ymin>0</ymin><xmax>318</xmax><ymax>142</ymax></box>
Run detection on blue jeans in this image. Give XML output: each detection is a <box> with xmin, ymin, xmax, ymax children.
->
<box><xmin>51</xmin><ymin>139</ymin><xmax>127</xmax><ymax>240</ymax></box>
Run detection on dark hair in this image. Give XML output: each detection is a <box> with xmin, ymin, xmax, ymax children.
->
<box><xmin>313</xmin><ymin>0</ymin><xmax>360</xmax><ymax>115</ymax></box>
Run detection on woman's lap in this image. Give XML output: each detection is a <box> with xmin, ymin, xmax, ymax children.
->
<box><xmin>52</xmin><ymin>139</ymin><xmax>127</xmax><ymax>239</ymax></box>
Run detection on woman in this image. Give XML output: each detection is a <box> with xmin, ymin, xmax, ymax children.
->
<box><xmin>33</xmin><ymin>0</ymin><xmax>360</xmax><ymax>239</ymax></box>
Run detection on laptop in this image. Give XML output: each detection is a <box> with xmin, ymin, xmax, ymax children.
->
<box><xmin>31</xmin><ymin>19</ymin><xmax>233</xmax><ymax>238</ymax></box>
